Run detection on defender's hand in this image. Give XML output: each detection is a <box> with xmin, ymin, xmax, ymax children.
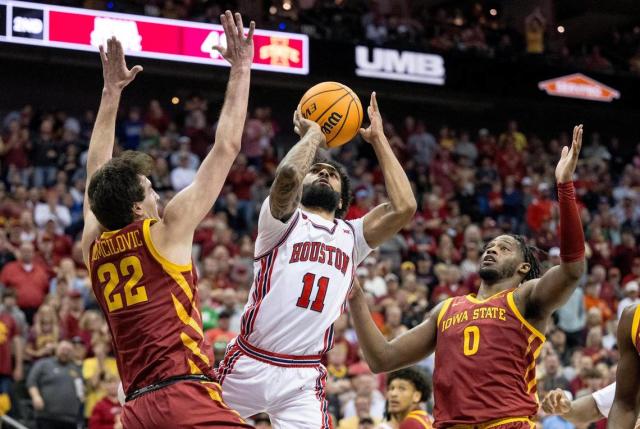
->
<box><xmin>359</xmin><ymin>92</ymin><xmax>385</xmax><ymax>144</ymax></box>
<box><xmin>541</xmin><ymin>389</ymin><xmax>572</xmax><ymax>415</ymax></box>
<box><xmin>555</xmin><ymin>124</ymin><xmax>583</xmax><ymax>184</ymax></box>
<box><xmin>215</xmin><ymin>11</ymin><xmax>255</xmax><ymax>68</ymax></box>
<box><xmin>99</xmin><ymin>36</ymin><xmax>142</xmax><ymax>94</ymax></box>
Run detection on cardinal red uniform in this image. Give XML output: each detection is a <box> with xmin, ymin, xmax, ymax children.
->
<box><xmin>90</xmin><ymin>219</ymin><xmax>250</xmax><ymax>428</ymax></box>
<box><xmin>632</xmin><ymin>304</ymin><xmax>640</xmax><ymax>355</ymax></box>
<box><xmin>399</xmin><ymin>410</ymin><xmax>433</xmax><ymax>429</ymax></box>
<box><xmin>432</xmin><ymin>289</ymin><xmax>543</xmax><ymax>429</ymax></box>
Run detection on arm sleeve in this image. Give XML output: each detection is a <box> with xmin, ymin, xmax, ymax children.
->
<box><xmin>346</xmin><ymin>217</ymin><xmax>374</xmax><ymax>266</ymax></box>
<box><xmin>255</xmin><ymin>196</ymin><xmax>299</xmax><ymax>256</ymax></box>
<box><xmin>592</xmin><ymin>382</ymin><xmax>616</xmax><ymax>418</ymax></box>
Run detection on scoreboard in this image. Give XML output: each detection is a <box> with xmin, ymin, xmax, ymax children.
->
<box><xmin>0</xmin><ymin>0</ymin><xmax>309</xmax><ymax>75</ymax></box>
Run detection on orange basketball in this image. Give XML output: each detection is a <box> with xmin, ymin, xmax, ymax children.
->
<box><xmin>299</xmin><ymin>81</ymin><xmax>363</xmax><ymax>148</ymax></box>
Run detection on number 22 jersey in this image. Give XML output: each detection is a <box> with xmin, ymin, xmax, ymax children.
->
<box><xmin>238</xmin><ymin>197</ymin><xmax>373</xmax><ymax>357</ymax></box>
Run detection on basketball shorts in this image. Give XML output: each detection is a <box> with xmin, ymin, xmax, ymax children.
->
<box><xmin>122</xmin><ymin>379</ymin><xmax>253</xmax><ymax>428</ymax></box>
<box><xmin>218</xmin><ymin>342</ymin><xmax>332</xmax><ymax>429</ymax></box>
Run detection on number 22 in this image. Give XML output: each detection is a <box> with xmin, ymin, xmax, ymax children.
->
<box><xmin>97</xmin><ymin>256</ymin><xmax>148</xmax><ymax>312</ymax></box>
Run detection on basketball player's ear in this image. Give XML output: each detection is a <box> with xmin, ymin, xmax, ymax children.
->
<box><xmin>518</xmin><ymin>263</ymin><xmax>531</xmax><ymax>277</ymax></box>
<box><xmin>412</xmin><ymin>391</ymin><xmax>421</xmax><ymax>405</ymax></box>
<box><xmin>132</xmin><ymin>202</ymin><xmax>145</xmax><ymax>219</ymax></box>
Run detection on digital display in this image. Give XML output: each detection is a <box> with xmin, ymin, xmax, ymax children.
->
<box><xmin>0</xmin><ymin>0</ymin><xmax>309</xmax><ymax>75</ymax></box>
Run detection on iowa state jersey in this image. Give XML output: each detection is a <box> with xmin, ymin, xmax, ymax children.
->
<box><xmin>632</xmin><ymin>304</ymin><xmax>640</xmax><ymax>355</ymax></box>
<box><xmin>432</xmin><ymin>289</ymin><xmax>544</xmax><ymax>427</ymax></box>
<box><xmin>89</xmin><ymin>219</ymin><xmax>215</xmax><ymax>395</ymax></box>
<box><xmin>238</xmin><ymin>197</ymin><xmax>372</xmax><ymax>356</ymax></box>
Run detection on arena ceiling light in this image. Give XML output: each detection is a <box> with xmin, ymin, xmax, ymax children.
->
<box><xmin>0</xmin><ymin>0</ymin><xmax>309</xmax><ymax>75</ymax></box>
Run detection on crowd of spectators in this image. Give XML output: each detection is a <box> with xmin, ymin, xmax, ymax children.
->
<box><xmin>32</xmin><ymin>0</ymin><xmax>640</xmax><ymax>76</ymax></box>
<box><xmin>0</xmin><ymin>89</ymin><xmax>639</xmax><ymax>428</ymax></box>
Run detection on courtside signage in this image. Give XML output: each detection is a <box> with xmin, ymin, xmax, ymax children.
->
<box><xmin>538</xmin><ymin>73</ymin><xmax>620</xmax><ymax>102</ymax></box>
<box><xmin>0</xmin><ymin>0</ymin><xmax>309</xmax><ymax>75</ymax></box>
<box><xmin>355</xmin><ymin>45</ymin><xmax>445</xmax><ymax>85</ymax></box>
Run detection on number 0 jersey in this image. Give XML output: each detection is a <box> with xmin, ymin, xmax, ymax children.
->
<box><xmin>237</xmin><ymin>197</ymin><xmax>372</xmax><ymax>358</ymax></box>
<box><xmin>89</xmin><ymin>219</ymin><xmax>215</xmax><ymax>395</ymax></box>
<box><xmin>432</xmin><ymin>289</ymin><xmax>544</xmax><ymax>427</ymax></box>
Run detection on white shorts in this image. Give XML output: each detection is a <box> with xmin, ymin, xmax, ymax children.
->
<box><xmin>217</xmin><ymin>339</ymin><xmax>332</xmax><ymax>429</ymax></box>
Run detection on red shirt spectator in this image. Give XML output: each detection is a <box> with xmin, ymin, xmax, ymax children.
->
<box><xmin>0</xmin><ymin>242</ymin><xmax>49</xmax><ymax>315</ymax></box>
<box><xmin>525</xmin><ymin>185</ymin><xmax>553</xmax><ymax>232</ymax></box>
<box><xmin>204</xmin><ymin>312</ymin><xmax>235</xmax><ymax>346</ymax></box>
<box><xmin>88</xmin><ymin>376</ymin><xmax>122</xmax><ymax>429</ymax></box>
<box><xmin>227</xmin><ymin>155</ymin><xmax>257</xmax><ymax>201</ymax></box>
<box><xmin>0</xmin><ymin>311</ymin><xmax>21</xmax><ymax>378</ymax></box>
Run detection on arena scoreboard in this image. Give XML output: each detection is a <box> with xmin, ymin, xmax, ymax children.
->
<box><xmin>0</xmin><ymin>0</ymin><xmax>309</xmax><ymax>75</ymax></box>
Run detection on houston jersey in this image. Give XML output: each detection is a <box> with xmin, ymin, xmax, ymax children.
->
<box><xmin>632</xmin><ymin>304</ymin><xmax>640</xmax><ymax>355</ymax></box>
<box><xmin>89</xmin><ymin>219</ymin><xmax>215</xmax><ymax>395</ymax></box>
<box><xmin>432</xmin><ymin>289</ymin><xmax>544</xmax><ymax>427</ymax></box>
<box><xmin>238</xmin><ymin>197</ymin><xmax>372</xmax><ymax>356</ymax></box>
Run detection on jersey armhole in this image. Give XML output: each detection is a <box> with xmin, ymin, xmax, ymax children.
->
<box><xmin>142</xmin><ymin>218</ymin><xmax>192</xmax><ymax>272</ymax></box>
<box><xmin>436</xmin><ymin>298</ymin><xmax>454</xmax><ymax>328</ymax></box>
<box><xmin>631</xmin><ymin>304</ymin><xmax>640</xmax><ymax>346</ymax></box>
<box><xmin>506</xmin><ymin>291</ymin><xmax>545</xmax><ymax>341</ymax></box>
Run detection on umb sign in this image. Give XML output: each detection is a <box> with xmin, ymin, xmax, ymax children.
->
<box><xmin>355</xmin><ymin>46</ymin><xmax>445</xmax><ymax>85</ymax></box>
<box><xmin>0</xmin><ymin>0</ymin><xmax>309</xmax><ymax>74</ymax></box>
<box><xmin>538</xmin><ymin>73</ymin><xmax>620</xmax><ymax>102</ymax></box>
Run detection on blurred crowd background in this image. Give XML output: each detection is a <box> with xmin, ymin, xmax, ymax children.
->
<box><xmin>1</xmin><ymin>1</ymin><xmax>640</xmax><ymax>429</ymax></box>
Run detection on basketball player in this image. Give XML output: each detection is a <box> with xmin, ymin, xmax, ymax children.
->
<box><xmin>82</xmin><ymin>12</ymin><xmax>254</xmax><ymax>428</ymax></box>
<box><xmin>217</xmin><ymin>92</ymin><xmax>416</xmax><ymax>427</ymax></box>
<box><xmin>349</xmin><ymin>125</ymin><xmax>586</xmax><ymax>428</ymax></box>
<box><xmin>609</xmin><ymin>303</ymin><xmax>640</xmax><ymax>428</ymax></box>
<box><xmin>379</xmin><ymin>368</ymin><xmax>433</xmax><ymax>429</ymax></box>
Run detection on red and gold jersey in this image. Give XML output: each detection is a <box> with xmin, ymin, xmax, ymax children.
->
<box><xmin>432</xmin><ymin>289</ymin><xmax>544</xmax><ymax>428</ymax></box>
<box><xmin>89</xmin><ymin>219</ymin><xmax>215</xmax><ymax>395</ymax></box>
<box><xmin>399</xmin><ymin>410</ymin><xmax>433</xmax><ymax>429</ymax></box>
<box><xmin>631</xmin><ymin>304</ymin><xmax>640</xmax><ymax>355</ymax></box>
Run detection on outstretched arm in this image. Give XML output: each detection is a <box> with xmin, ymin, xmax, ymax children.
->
<box><xmin>609</xmin><ymin>306</ymin><xmax>640</xmax><ymax>429</ymax></box>
<box><xmin>542</xmin><ymin>388</ymin><xmax>604</xmax><ymax>425</ymax></box>
<box><xmin>522</xmin><ymin>125</ymin><xmax>585</xmax><ymax>318</ymax></box>
<box><xmin>348</xmin><ymin>280</ymin><xmax>439</xmax><ymax>373</ymax></box>
<box><xmin>268</xmin><ymin>110</ymin><xmax>326</xmax><ymax>221</ymax></box>
<box><xmin>81</xmin><ymin>36</ymin><xmax>142</xmax><ymax>264</ymax></box>
<box><xmin>161</xmin><ymin>11</ymin><xmax>254</xmax><ymax>238</ymax></box>
<box><xmin>360</xmin><ymin>93</ymin><xmax>416</xmax><ymax>248</ymax></box>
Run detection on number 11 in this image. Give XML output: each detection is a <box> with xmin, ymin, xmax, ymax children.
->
<box><xmin>296</xmin><ymin>273</ymin><xmax>329</xmax><ymax>313</ymax></box>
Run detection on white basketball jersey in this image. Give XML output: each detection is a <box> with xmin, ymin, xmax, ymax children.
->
<box><xmin>238</xmin><ymin>197</ymin><xmax>372</xmax><ymax>356</ymax></box>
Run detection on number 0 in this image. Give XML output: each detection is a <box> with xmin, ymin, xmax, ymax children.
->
<box><xmin>463</xmin><ymin>325</ymin><xmax>480</xmax><ymax>356</ymax></box>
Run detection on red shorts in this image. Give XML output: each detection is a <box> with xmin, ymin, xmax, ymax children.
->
<box><xmin>122</xmin><ymin>380</ymin><xmax>254</xmax><ymax>429</ymax></box>
<box><xmin>441</xmin><ymin>418</ymin><xmax>535</xmax><ymax>429</ymax></box>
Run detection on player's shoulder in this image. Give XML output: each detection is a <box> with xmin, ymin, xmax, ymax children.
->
<box><xmin>400</xmin><ymin>411</ymin><xmax>432</xmax><ymax>429</ymax></box>
<box><xmin>620</xmin><ymin>303</ymin><xmax>640</xmax><ymax>324</ymax></box>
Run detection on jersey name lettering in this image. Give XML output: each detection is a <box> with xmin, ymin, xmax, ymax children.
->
<box><xmin>91</xmin><ymin>230</ymin><xmax>144</xmax><ymax>262</ymax></box>
<box><xmin>289</xmin><ymin>241</ymin><xmax>350</xmax><ymax>276</ymax></box>
<box><xmin>441</xmin><ymin>306</ymin><xmax>507</xmax><ymax>333</ymax></box>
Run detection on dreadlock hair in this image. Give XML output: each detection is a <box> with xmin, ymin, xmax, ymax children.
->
<box><xmin>387</xmin><ymin>367</ymin><xmax>432</xmax><ymax>402</ymax></box>
<box><xmin>508</xmin><ymin>234</ymin><xmax>542</xmax><ymax>282</ymax></box>
<box><xmin>88</xmin><ymin>151</ymin><xmax>154</xmax><ymax>231</ymax></box>
<box><xmin>311</xmin><ymin>152</ymin><xmax>352</xmax><ymax>219</ymax></box>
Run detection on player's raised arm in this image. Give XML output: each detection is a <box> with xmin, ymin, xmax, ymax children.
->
<box><xmin>349</xmin><ymin>279</ymin><xmax>439</xmax><ymax>373</ymax></box>
<box><xmin>161</xmin><ymin>11</ymin><xmax>254</xmax><ymax>236</ymax></box>
<box><xmin>268</xmin><ymin>110</ymin><xmax>327</xmax><ymax>221</ymax></box>
<box><xmin>359</xmin><ymin>93</ymin><xmax>416</xmax><ymax>248</ymax></box>
<box><xmin>608</xmin><ymin>306</ymin><xmax>640</xmax><ymax>429</ymax></box>
<box><xmin>521</xmin><ymin>125</ymin><xmax>586</xmax><ymax>317</ymax></box>
<box><xmin>81</xmin><ymin>37</ymin><xmax>142</xmax><ymax>262</ymax></box>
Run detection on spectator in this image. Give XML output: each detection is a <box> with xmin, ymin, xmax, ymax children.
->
<box><xmin>540</xmin><ymin>352</ymin><xmax>570</xmax><ymax>394</ymax></box>
<box><xmin>204</xmin><ymin>310</ymin><xmax>235</xmax><ymax>348</ymax></box>
<box><xmin>88</xmin><ymin>374</ymin><xmax>122</xmax><ymax>429</ymax></box>
<box><xmin>170</xmin><ymin>152</ymin><xmax>197</xmax><ymax>191</ymax></box>
<box><xmin>0</xmin><ymin>241</ymin><xmax>50</xmax><ymax>323</ymax></box>
<box><xmin>34</xmin><ymin>190</ymin><xmax>72</xmax><ymax>233</ymax></box>
<box><xmin>83</xmin><ymin>341</ymin><xmax>118</xmax><ymax>420</ymax></box>
<box><xmin>25</xmin><ymin>305</ymin><xmax>60</xmax><ymax>362</ymax></box>
<box><xmin>342</xmin><ymin>372</ymin><xmax>386</xmax><ymax>420</ymax></box>
<box><xmin>0</xmin><ymin>294</ymin><xmax>23</xmax><ymax>415</ymax></box>
<box><xmin>556</xmin><ymin>286</ymin><xmax>586</xmax><ymax>349</ymax></box>
<box><xmin>0</xmin><ymin>289</ymin><xmax>28</xmax><ymax>341</ymax></box>
<box><xmin>337</xmin><ymin>392</ymin><xmax>380</xmax><ymax>429</ymax></box>
<box><xmin>27</xmin><ymin>340</ymin><xmax>83</xmax><ymax>429</ymax></box>
<box><xmin>29</xmin><ymin>118</ymin><xmax>59</xmax><ymax>188</ymax></box>
<box><xmin>616</xmin><ymin>280</ymin><xmax>640</xmax><ymax>319</ymax></box>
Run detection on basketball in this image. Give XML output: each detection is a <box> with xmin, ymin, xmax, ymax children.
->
<box><xmin>299</xmin><ymin>81</ymin><xmax>363</xmax><ymax>148</ymax></box>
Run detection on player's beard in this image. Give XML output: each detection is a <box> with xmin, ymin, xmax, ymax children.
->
<box><xmin>478</xmin><ymin>259</ymin><xmax>518</xmax><ymax>284</ymax></box>
<box><xmin>301</xmin><ymin>183</ymin><xmax>340</xmax><ymax>214</ymax></box>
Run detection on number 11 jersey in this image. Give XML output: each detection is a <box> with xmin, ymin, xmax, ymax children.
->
<box><xmin>239</xmin><ymin>197</ymin><xmax>372</xmax><ymax>357</ymax></box>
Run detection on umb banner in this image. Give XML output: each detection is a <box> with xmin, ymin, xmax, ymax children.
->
<box><xmin>0</xmin><ymin>0</ymin><xmax>309</xmax><ymax>74</ymax></box>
